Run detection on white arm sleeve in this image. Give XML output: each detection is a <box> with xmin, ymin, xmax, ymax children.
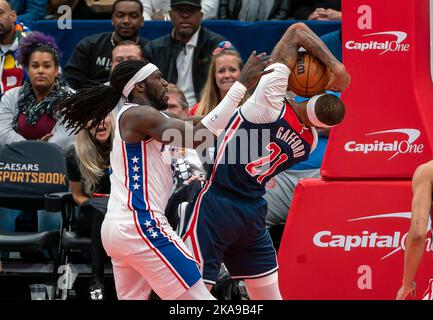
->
<box><xmin>201</xmin><ymin>81</ymin><xmax>247</xmax><ymax>136</ymax></box>
<box><xmin>240</xmin><ymin>63</ymin><xmax>291</xmax><ymax>124</ymax></box>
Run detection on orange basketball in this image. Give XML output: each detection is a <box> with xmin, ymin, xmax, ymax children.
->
<box><xmin>288</xmin><ymin>52</ymin><xmax>330</xmax><ymax>98</ymax></box>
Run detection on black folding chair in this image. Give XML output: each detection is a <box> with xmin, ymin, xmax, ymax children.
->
<box><xmin>0</xmin><ymin>141</ymin><xmax>68</xmax><ymax>276</ymax></box>
<box><xmin>45</xmin><ymin>193</ymin><xmax>112</xmax><ymax>300</ymax></box>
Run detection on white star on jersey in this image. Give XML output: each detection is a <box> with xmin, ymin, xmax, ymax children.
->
<box><xmin>151</xmin><ymin>231</ymin><xmax>158</xmax><ymax>239</ymax></box>
<box><xmin>131</xmin><ymin>156</ymin><xmax>140</xmax><ymax>163</ymax></box>
<box><xmin>133</xmin><ymin>183</ymin><xmax>140</xmax><ymax>190</ymax></box>
<box><xmin>144</xmin><ymin>220</ymin><xmax>152</xmax><ymax>227</ymax></box>
<box><xmin>132</xmin><ymin>165</ymin><xmax>140</xmax><ymax>172</ymax></box>
<box><xmin>132</xmin><ymin>174</ymin><xmax>140</xmax><ymax>181</ymax></box>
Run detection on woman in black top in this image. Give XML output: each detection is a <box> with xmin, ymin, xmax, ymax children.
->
<box><xmin>65</xmin><ymin>112</ymin><xmax>114</xmax><ymax>300</ymax></box>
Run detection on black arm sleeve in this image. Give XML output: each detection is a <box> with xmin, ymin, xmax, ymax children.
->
<box><xmin>65</xmin><ymin>146</ymin><xmax>82</xmax><ymax>182</ymax></box>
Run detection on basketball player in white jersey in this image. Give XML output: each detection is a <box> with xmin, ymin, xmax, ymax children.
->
<box><xmin>55</xmin><ymin>51</ymin><xmax>273</xmax><ymax>300</ymax></box>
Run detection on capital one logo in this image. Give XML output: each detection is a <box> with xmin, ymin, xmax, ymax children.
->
<box><xmin>345</xmin><ymin>31</ymin><xmax>410</xmax><ymax>55</ymax></box>
<box><xmin>344</xmin><ymin>128</ymin><xmax>424</xmax><ymax>160</ymax></box>
<box><xmin>313</xmin><ymin>212</ymin><xmax>432</xmax><ymax>260</ymax></box>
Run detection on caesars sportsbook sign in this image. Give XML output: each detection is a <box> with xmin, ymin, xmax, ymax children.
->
<box><xmin>0</xmin><ymin>141</ymin><xmax>68</xmax><ymax>199</ymax></box>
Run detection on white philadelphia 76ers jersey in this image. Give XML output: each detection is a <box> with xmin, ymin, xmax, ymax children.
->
<box><xmin>107</xmin><ymin>103</ymin><xmax>177</xmax><ymax>217</ymax></box>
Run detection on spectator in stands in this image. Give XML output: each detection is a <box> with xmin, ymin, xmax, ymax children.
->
<box><xmin>308</xmin><ymin>8</ymin><xmax>341</xmax><ymax>21</ymax></box>
<box><xmin>48</xmin><ymin>0</ymin><xmax>120</xmax><ymax>20</ymax></box>
<box><xmin>189</xmin><ymin>41</ymin><xmax>247</xmax><ymax>116</ymax></box>
<box><xmin>0</xmin><ymin>31</ymin><xmax>74</xmax><ymax>149</ymax></box>
<box><xmin>0</xmin><ymin>31</ymin><xmax>72</xmax><ymax>252</ymax></box>
<box><xmin>143</xmin><ymin>0</ymin><xmax>225</xmax><ymax>107</ymax></box>
<box><xmin>63</xmin><ymin>0</ymin><xmax>147</xmax><ymax>89</ymax></box>
<box><xmin>8</xmin><ymin>0</ymin><xmax>48</xmax><ymax>25</ymax></box>
<box><xmin>166</xmin><ymin>83</ymin><xmax>188</xmax><ymax>118</ymax></box>
<box><xmin>73</xmin><ymin>0</ymin><xmax>113</xmax><ymax>20</ymax></box>
<box><xmin>289</xmin><ymin>0</ymin><xmax>340</xmax><ymax>20</ymax></box>
<box><xmin>46</xmin><ymin>1</ymin><xmax>105</xmax><ymax>20</ymax></box>
<box><xmin>0</xmin><ymin>0</ymin><xmax>31</xmax><ymax>98</ymax></box>
<box><xmin>140</xmin><ymin>0</ymin><xmax>218</xmax><ymax>20</ymax></box>
<box><xmin>218</xmin><ymin>0</ymin><xmax>290</xmax><ymax>21</ymax></box>
<box><xmin>66</xmin><ymin>113</ymin><xmax>114</xmax><ymax>300</ymax></box>
<box><xmin>111</xmin><ymin>40</ymin><xmax>144</xmax><ymax>71</ymax></box>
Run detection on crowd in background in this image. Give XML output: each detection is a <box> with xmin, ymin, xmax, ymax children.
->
<box><xmin>0</xmin><ymin>0</ymin><xmax>342</xmax><ymax>300</ymax></box>
<box><xmin>12</xmin><ymin>0</ymin><xmax>341</xmax><ymax>23</ymax></box>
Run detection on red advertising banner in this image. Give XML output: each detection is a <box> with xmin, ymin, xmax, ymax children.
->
<box><xmin>278</xmin><ymin>179</ymin><xmax>433</xmax><ymax>300</ymax></box>
<box><xmin>322</xmin><ymin>0</ymin><xmax>433</xmax><ymax>179</ymax></box>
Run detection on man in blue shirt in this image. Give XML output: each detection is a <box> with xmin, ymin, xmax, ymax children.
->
<box><xmin>8</xmin><ymin>0</ymin><xmax>47</xmax><ymax>25</ymax></box>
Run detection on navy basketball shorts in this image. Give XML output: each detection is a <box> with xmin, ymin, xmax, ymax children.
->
<box><xmin>182</xmin><ymin>186</ymin><xmax>278</xmax><ymax>285</ymax></box>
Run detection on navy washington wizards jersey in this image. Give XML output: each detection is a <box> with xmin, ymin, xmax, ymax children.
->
<box><xmin>206</xmin><ymin>101</ymin><xmax>317</xmax><ymax>199</ymax></box>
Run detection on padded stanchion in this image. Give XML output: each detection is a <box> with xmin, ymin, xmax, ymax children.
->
<box><xmin>322</xmin><ymin>0</ymin><xmax>433</xmax><ymax>179</ymax></box>
<box><xmin>278</xmin><ymin>178</ymin><xmax>433</xmax><ymax>300</ymax></box>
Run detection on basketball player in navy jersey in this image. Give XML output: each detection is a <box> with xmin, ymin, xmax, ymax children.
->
<box><xmin>180</xmin><ymin>22</ymin><xmax>350</xmax><ymax>300</ymax></box>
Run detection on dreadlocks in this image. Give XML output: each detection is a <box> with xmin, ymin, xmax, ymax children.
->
<box><xmin>56</xmin><ymin>60</ymin><xmax>148</xmax><ymax>133</ymax></box>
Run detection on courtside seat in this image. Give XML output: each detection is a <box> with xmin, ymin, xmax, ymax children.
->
<box><xmin>0</xmin><ymin>141</ymin><xmax>68</xmax><ymax>267</ymax></box>
<box><xmin>45</xmin><ymin>192</ymin><xmax>92</xmax><ymax>265</ymax></box>
<box><xmin>0</xmin><ymin>230</ymin><xmax>58</xmax><ymax>252</ymax></box>
<box><xmin>61</xmin><ymin>231</ymin><xmax>91</xmax><ymax>250</ymax></box>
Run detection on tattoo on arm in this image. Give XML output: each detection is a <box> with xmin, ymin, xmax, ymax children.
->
<box><xmin>272</xmin><ymin>23</ymin><xmax>339</xmax><ymax>71</ymax></box>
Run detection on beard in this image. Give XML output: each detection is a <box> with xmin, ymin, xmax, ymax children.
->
<box><xmin>148</xmin><ymin>92</ymin><xmax>168</xmax><ymax>111</ymax></box>
<box><xmin>0</xmin><ymin>23</ymin><xmax>13</xmax><ymax>37</ymax></box>
<box><xmin>155</xmin><ymin>99</ymin><xmax>168</xmax><ymax>111</ymax></box>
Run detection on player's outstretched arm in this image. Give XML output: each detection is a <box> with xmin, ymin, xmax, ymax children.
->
<box><xmin>184</xmin><ymin>51</ymin><xmax>274</xmax><ymax>126</ymax></box>
<box><xmin>121</xmin><ymin>51</ymin><xmax>273</xmax><ymax>148</ymax></box>
<box><xmin>272</xmin><ymin>22</ymin><xmax>350</xmax><ymax>92</ymax></box>
<box><xmin>121</xmin><ymin>104</ymin><xmax>225</xmax><ymax>149</ymax></box>
<box><xmin>396</xmin><ymin>161</ymin><xmax>433</xmax><ymax>300</ymax></box>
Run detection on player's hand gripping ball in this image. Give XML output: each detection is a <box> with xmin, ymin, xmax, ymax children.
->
<box><xmin>289</xmin><ymin>51</ymin><xmax>330</xmax><ymax>98</ymax></box>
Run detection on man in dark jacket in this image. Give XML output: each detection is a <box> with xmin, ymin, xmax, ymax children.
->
<box><xmin>218</xmin><ymin>0</ymin><xmax>290</xmax><ymax>21</ymax></box>
<box><xmin>63</xmin><ymin>0</ymin><xmax>148</xmax><ymax>89</ymax></box>
<box><xmin>143</xmin><ymin>0</ymin><xmax>225</xmax><ymax>107</ymax></box>
<box><xmin>290</xmin><ymin>0</ymin><xmax>340</xmax><ymax>20</ymax></box>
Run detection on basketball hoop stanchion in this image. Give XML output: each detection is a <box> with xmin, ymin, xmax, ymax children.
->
<box><xmin>278</xmin><ymin>0</ymin><xmax>433</xmax><ymax>299</ymax></box>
